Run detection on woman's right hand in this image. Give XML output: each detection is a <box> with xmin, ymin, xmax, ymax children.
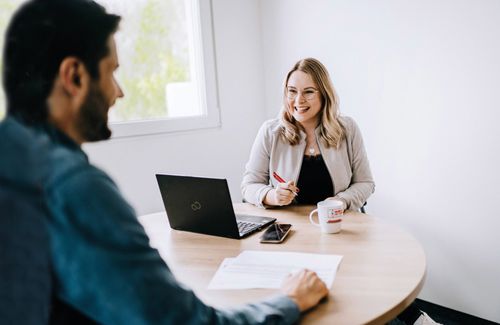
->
<box><xmin>264</xmin><ymin>181</ymin><xmax>298</xmax><ymax>206</ymax></box>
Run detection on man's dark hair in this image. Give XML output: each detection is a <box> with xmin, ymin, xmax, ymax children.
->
<box><xmin>2</xmin><ymin>0</ymin><xmax>121</xmax><ymax>124</ymax></box>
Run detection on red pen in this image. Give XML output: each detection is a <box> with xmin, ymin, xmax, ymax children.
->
<box><xmin>272</xmin><ymin>172</ymin><xmax>286</xmax><ymax>183</ymax></box>
<box><xmin>272</xmin><ymin>172</ymin><xmax>299</xmax><ymax>195</ymax></box>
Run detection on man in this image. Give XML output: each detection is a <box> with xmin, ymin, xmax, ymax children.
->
<box><xmin>1</xmin><ymin>0</ymin><xmax>328</xmax><ymax>323</ymax></box>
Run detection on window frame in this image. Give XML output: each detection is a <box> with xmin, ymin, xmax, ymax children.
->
<box><xmin>109</xmin><ymin>0</ymin><xmax>220</xmax><ymax>138</ymax></box>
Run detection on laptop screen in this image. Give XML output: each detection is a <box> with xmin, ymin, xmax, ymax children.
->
<box><xmin>156</xmin><ymin>174</ymin><xmax>242</xmax><ymax>238</ymax></box>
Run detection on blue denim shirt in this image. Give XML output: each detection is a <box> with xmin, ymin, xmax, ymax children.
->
<box><xmin>0</xmin><ymin>117</ymin><xmax>52</xmax><ymax>324</ymax></box>
<box><xmin>36</xmin><ymin>122</ymin><xmax>300</xmax><ymax>324</ymax></box>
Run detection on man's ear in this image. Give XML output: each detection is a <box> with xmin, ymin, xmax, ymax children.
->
<box><xmin>58</xmin><ymin>57</ymin><xmax>89</xmax><ymax>97</ymax></box>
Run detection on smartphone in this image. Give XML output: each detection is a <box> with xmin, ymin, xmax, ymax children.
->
<box><xmin>259</xmin><ymin>223</ymin><xmax>292</xmax><ymax>243</ymax></box>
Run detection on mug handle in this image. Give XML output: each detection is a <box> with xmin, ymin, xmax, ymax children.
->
<box><xmin>309</xmin><ymin>209</ymin><xmax>320</xmax><ymax>226</ymax></box>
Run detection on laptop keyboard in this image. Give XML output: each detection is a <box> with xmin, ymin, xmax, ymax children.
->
<box><xmin>237</xmin><ymin>221</ymin><xmax>260</xmax><ymax>235</ymax></box>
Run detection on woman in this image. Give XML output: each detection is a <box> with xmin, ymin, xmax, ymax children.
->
<box><xmin>241</xmin><ymin>57</ymin><xmax>440</xmax><ymax>325</ymax></box>
<box><xmin>241</xmin><ymin>57</ymin><xmax>374</xmax><ymax>210</ymax></box>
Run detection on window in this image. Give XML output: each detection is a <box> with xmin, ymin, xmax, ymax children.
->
<box><xmin>102</xmin><ymin>0</ymin><xmax>220</xmax><ymax>137</ymax></box>
<box><xmin>0</xmin><ymin>0</ymin><xmax>220</xmax><ymax>136</ymax></box>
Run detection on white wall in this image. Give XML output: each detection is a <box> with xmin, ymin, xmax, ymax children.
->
<box><xmin>260</xmin><ymin>0</ymin><xmax>500</xmax><ymax>322</ymax></box>
<box><xmin>83</xmin><ymin>0</ymin><xmax>266</xmax><ymax>215</ymax></box>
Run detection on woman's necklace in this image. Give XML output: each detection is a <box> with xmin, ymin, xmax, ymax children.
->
<box><xmin>306</xmin><ymin>127</ymin><xmax>317</xmax><ymax>156</ymax></box>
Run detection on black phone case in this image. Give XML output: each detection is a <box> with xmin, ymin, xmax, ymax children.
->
<box><xmin>260</xmin><ymin>224</ymin><xmax>292</xmax><ymax>243</ymax></box>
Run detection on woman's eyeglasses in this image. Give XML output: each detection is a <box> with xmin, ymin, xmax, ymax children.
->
<box><xmin>286</xmin><ymin>88</ymin><xmax>319</xmax><ymax>100</ymax></box>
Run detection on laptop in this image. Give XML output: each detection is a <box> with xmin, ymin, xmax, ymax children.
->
<box><xmin>155</xmin><ymin>174</ymin><xmax>276</xmax><ymax>239</ymax></box>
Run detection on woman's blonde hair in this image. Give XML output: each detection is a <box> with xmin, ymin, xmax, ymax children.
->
<box><xmin>280</xmin><ymin>58</ymin><xmax>345</xmax><ymax>148</ymax></box>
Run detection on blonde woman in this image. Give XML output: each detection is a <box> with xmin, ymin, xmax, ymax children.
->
<box><xmin>241</xmin><ymin>58</ymin><xmax>374</xmax><ymax>210</ymax></box>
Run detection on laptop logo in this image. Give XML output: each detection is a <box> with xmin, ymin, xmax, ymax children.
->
<box><xmin>191</xmin><ymin>201</ymin><xmax>202</xmax><ymax>211</ymax></box>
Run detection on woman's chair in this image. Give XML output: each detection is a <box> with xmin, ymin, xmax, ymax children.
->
<box><xmin>360</xmin><ymin>202</ymin><xmax>367</xmax><ymax>214</ymax></box>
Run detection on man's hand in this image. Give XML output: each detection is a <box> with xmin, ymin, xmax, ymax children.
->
<box><xmin>264</xmin><ymin>181</ymin><xmax>298</xmax><ymax>206</ymax></box>
<box><xmin>281</xmin><ymin>269</ymin><xmax>329</xmax><ymax>312</ymax></box>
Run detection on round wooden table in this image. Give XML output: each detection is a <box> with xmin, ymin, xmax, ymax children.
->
<box><xmin>139</xmin><ymin>203</ymin><xmax>426</xmax><ymax>325</ymax></box>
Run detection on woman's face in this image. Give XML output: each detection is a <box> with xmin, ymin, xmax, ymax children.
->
<box><xmin>286</xmin><ymin>70</ymin><xmax>322</xmax><ymax>127</ymax></box>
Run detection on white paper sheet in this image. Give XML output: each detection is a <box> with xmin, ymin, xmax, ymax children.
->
<box><xmin>208</xmin><ymin>250</ymin><xmax>342</xmax><ymax>290</ymax></box>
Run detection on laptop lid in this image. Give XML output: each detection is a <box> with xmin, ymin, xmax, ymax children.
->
<box><xmin>155</xmin><ymin>174</ymin><xmax>274</xmax><ymax>239</ymax></box>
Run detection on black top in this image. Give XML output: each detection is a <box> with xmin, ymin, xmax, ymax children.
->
<box><xmin>296</xmin><ymin>154</ymin><xmax>334</xmax><ymax>204</ymax></box>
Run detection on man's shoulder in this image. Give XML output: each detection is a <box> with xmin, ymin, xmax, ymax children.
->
<box><xmin>0</xmin><ymin>117</ymin><xmax>52</xmax><ymax>186</ymax></box>
<box><xmin>46</xmin><ymin>146</ymin><xmax>108</xmax><ymax>189</ymax></box>
<box><xmin>0</xmin><ymin>117</ymin><xmax>52</xmax><ymax>157</ymax></box>
<box><xmin>0</xmin><ymin>117</ymin><xmax>107</xmax><ymax>189</ymax></box>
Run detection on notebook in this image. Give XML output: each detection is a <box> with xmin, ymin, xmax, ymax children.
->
<box><xmin>155</xmin><ymin>174</ymin><xmax>276</xmax><ymax>239</ymax></box>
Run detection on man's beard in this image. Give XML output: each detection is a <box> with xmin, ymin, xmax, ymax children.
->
<box><xmin>76</xmin><ymin>82</ymin><xmax>112</xmax><ymax>142</ymax></box>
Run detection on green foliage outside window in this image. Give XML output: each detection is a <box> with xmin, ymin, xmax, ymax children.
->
<box><xmin>110</xmin><ymin>0</ymin><xmax>190</xmax><ymax>121</ymax></box>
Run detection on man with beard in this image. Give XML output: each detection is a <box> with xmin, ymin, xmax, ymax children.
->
<box><xmin>0</xmin><ymin>0</ymin><xmax>328</xmax><ymax>324</ymax></box>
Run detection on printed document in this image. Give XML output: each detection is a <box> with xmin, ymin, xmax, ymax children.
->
<box><xmin>208</xmin><ymin>250</ymin><xmax>342</xmax><ymax>290</ymax></box>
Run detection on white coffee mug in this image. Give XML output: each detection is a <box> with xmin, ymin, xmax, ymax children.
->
<box><xmin>309</xmin><ymin>199</ymin><xmax>344</xmax><ymax>234</ymax></box>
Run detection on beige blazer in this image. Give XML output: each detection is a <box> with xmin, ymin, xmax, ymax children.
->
<box><xmin>241</xmin><ymin>116</ymin><xmax>375</xmax><ymax>210</ymax></box>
